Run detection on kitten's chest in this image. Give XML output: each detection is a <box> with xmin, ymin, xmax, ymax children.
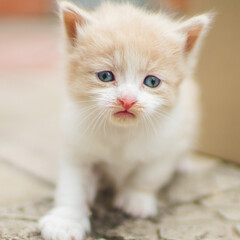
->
<box><xmin>94</xmin><ymin>128</ymin><xmax>164</xmax><ymax>163</ymax></box>
<box><xmin>94</xmin><ymin>132</ymin><xmax>138</xmax><ymax>162</ymax></box>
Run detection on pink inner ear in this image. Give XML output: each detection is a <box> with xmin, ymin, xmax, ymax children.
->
<box><xmin>63</xmin><ymin>8</ymin><xmax>84</xmax><ymax>44</ymax></box>
<box><xmin>185</xmin><ymin>25</ymin><xmax>203</xmax><ymax>53</ymax></box>
<box><xmin>64</xmin><ymin>9</ymin><xmax>78</xmax><ymax>41</ymax></box>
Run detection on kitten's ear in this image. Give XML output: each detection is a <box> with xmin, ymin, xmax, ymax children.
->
<box><xmin>58</xmin><ymin>1</ymin><xmax>92</xmax><ymax>45</ymax></box>
<box><xmin>178</xmin><ymin>14</ymin><xmax>213</xmax><ymax>56</ymax></box>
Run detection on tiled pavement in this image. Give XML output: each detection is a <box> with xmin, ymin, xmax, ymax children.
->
<box><xmin>1</xmin><ymin>154</ymin><xmax>240</xmax><ymax>240</ymax></box>
<box><xmin>1</xmin><ymin>18</ymin><xmax>240</xmax><ymax>240</ymax></box>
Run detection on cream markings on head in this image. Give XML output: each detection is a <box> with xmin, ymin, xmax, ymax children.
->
<box><xmin>64</xmin><ymin>2</ymin><xmax>211</xmax><ymax>128</ymax></box>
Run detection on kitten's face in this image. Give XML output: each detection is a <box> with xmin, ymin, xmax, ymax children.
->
<box><xmin>62</xmin><ymin>2</ymin><xmax>210</xmax><ymax>127</ymax></box>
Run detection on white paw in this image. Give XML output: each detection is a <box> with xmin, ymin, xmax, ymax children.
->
<box><xmin>114</xmin><ymin>188</ymin><xmax>157</xmax><ymax>218</ymax></box>
<box><xmin>39</xmin><ymin>207</ymin><xmax>90</xmax><ymax>240</ymax></box>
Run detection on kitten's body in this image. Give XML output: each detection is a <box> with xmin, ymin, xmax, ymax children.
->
<box><xmin>64</xmin><ymin>76</ymin><xmax>198</xmax><ymax>185</ymax></box>
<box><xmin>39</xmin><ymin>2</ymin><xmax>211</xmax><ymax>240</ymax></box>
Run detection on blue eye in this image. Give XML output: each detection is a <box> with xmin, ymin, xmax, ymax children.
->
<box><xmin>97</xmin><ymin>71</ymin><xmax>115</xmax><ymax>82</ymax></box>
<box><xmin>143</xmin><ymin>75</ymin><xmax>161</xmax><ymax>88</ymax></box>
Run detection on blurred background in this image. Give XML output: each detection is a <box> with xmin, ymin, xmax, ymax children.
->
<box><xmin>0</xmin><ymin>0</ymin><xmax>239</xmax><ymax>204</ymax></box>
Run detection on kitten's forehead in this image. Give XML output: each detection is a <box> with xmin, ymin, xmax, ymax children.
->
<box><xmin>74</xmin><ymin>3</ymin><xmax>184</xmax><ymax>81</ymax></box>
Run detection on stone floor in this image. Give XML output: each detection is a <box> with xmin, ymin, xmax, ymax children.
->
<box><xmin>1</xmin><ymin>154</ymin><xmax>240</xmax><ymax>240</ymax></box>
<box><xmin>1</xmin><ymin>17</ymin><xmax>240</xmax><ymax>240</ymax></box>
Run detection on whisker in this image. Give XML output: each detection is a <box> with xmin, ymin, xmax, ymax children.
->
<box><xmin>76</xmin><ymin>106</ymin><xmax>98</xmax><ymax>121</ymax></box>
<box><xmin>145</xmin><ymin>112</ymin><xmax>158</xmax><ymax>140</ymax></box>
<box><xmin>76</xmin><ymin>107</ymin><xmax>99</xmax><ymax>130</ymax></box>
<box><xmin>153</xmin><ymin>110</ymin><xmax>176</xmax><ymax>123</ymax></box>
<box><xmin>103</xmin><ymin>109</ymin><xmax>111</xmax><ymax>138</ymax></box>
<box><xmin>83</xmin><ymin>110</ymin><xmax>104</xmax><ymax>137</ymax></box>
<box><xmin>89</xmin><ymin>108</ymin><xmax>108</xmax><ymax>137</ymax></box>
<box><xmin>141</xmin><ymin>114</ymin><xmax>150</xmax><ymax>140</ymax></box>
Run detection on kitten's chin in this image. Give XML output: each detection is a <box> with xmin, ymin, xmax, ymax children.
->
<box><xmin>110</xmin><ymin>111</ymin><xmax>138</xmax><ymax>126</ymax></box>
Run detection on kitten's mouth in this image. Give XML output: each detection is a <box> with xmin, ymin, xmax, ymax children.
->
<box><xmin>114</xmin><ymin>110</ymin><xmax>136</xmax><ymax>119</ymax></box>
<box><xmin>111</xmin><ymin>109</ymin><xmax>137</xmax><ymax>126</ymax></box>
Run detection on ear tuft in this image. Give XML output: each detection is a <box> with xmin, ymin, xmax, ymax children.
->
<box><xmin>58</xmin><ymin>0</ymin><xmax>91</xmax><ymax>45</ymax></box>
<box><xmin>179</xmin><ymin>13</ymin><xmax>214</xmax><ymax>55</ymax></box>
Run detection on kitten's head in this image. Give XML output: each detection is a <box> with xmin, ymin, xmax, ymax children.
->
<box><xmin>59</xmin><ymin>1</ymin><xmax>212</xmax><ymax>127</ymax></box>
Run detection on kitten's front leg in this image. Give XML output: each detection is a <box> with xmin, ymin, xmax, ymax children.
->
<box><xmin>39</xmin><ymin>156</ymin><xmax>97</xmax><ymax>240</ymax></box>
<box><xmin>114</xmin><ymin>157</ymin><xmax>177</xmax><ymax>218</ymax></box>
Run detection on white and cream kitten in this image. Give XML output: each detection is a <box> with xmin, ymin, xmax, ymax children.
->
<box><xmin>39</xmin><ymin>1</ymin><xmax>212</xmax><ymax>240</ymax></box>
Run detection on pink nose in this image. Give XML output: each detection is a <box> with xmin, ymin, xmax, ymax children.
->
<box><xmin>118</xmin><ymin>98</ymin><xmax>137</xmax><ymax>110</ymax></box>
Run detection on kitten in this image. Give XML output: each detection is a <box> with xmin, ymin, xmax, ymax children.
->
<box><xmin>39</xmin><ymin>1</ymin><xmax>212</xmax><ymax>240</ymax></box>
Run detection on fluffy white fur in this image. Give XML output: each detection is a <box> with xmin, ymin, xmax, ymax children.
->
<box><xmin>39</xmin><ymin>1</ymin><xmax>212</xmax><ymax>240</ymax></box>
